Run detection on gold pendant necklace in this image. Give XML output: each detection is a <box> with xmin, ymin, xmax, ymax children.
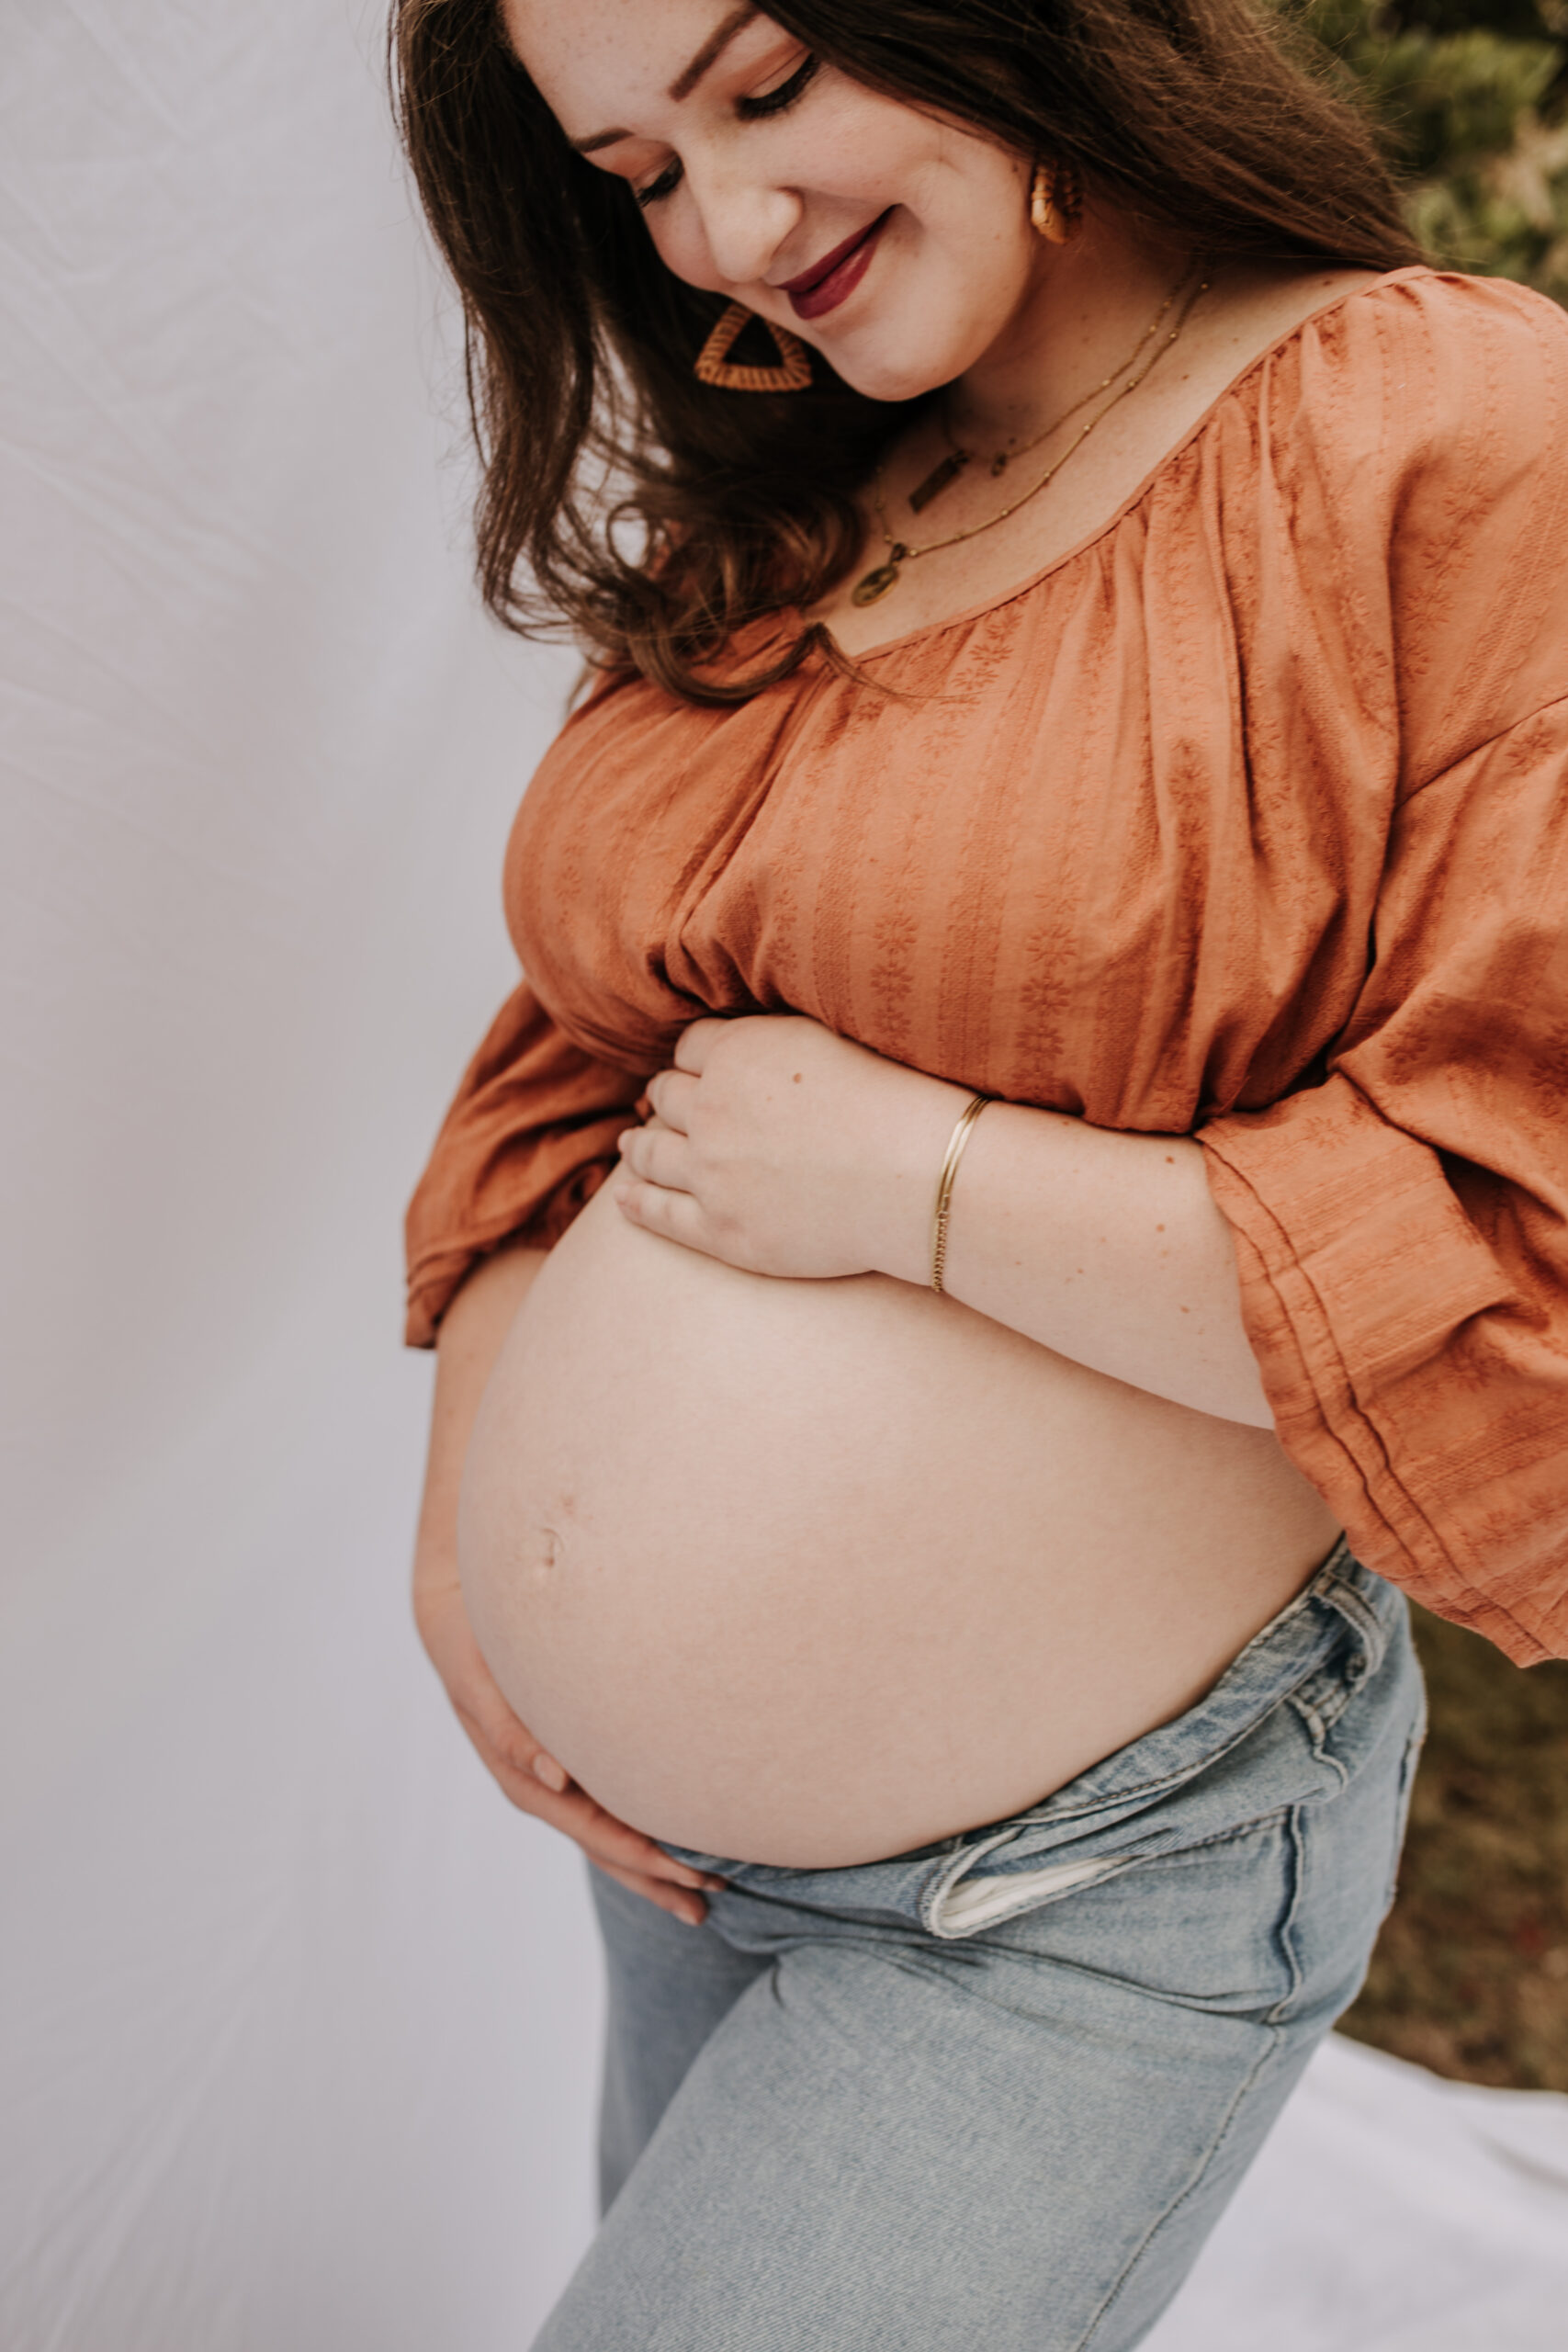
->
<box><xmin>907</xmin><ymin>447</ymin><xmax>970</xmax><ymax>514</ymax></box>
<box><xmin>852</xmin><ymin>259</ymin><xmax>1210</xmax><ymax>610</ymax></box>
<box><xmin>906</xmin><ymin>269</ymin><xmax>1191</xmax><ymax>516</ymax></box>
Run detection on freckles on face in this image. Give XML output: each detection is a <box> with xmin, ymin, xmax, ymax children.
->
<box><xmin>503</xmin><ymin>0</ymin><xmax>1043</xmax><ymax>402</ymax></box>
<box><xmin>505</xmin><ymin>0</ymin><xmax>810</xmax><ymax>291</ymax></box>
<box><xmin>502</xmin><ymin>0</ymin><xmax>713</xmax><ymax>139</ymax></box>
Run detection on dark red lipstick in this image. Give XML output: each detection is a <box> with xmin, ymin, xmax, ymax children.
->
<box><xmin>782</xmin><ymin>209</ymin><xmax>892</xmax><ymax>321</ymax></box>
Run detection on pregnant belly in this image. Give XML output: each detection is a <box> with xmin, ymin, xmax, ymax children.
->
<box><xmin>459</xmin><ymin>1178</ymin><xmax>1340</xmax><ymax>1868</ymax></box>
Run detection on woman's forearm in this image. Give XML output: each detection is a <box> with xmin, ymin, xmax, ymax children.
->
<box><xmin>622</xmin><ymin>1013</ymin><xmax>1271</xmax><ymax>1430</ymax></box>
<box><xmin>873</xmin><ymin>1096</ymin><xmax>1272</xmax><ymax>1429</ymax></box>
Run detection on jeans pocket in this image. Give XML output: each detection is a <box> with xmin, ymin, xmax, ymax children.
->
<box><xmin>925</xmin><ymin>1848</ymin><xmax>1134</xmax><ymax>1939</ymax></box>
<box><xmin>988</xmin><ymin>1811</ymin><xmax>1309</xmax><ymax>2016</ymax></box>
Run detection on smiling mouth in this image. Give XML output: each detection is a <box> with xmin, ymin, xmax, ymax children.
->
<box><xmin>781</xmin><ymin>210</ymin><xmax>892</xmax><ymax>322</ymax></box>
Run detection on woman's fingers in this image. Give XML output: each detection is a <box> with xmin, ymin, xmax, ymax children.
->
<box><xmin>422</xmin><ymin>1575</ymin><xmax>566</xmax><ymax>1788</ymax></box>
<box><xmin>643</xmin><ymin>1069</ymin><xmax>700</xmax><ymax>1131</ymax></box>
<box><xmin>415</xmin><ymin>1547</ymin><xmax>727</xmax><ymax>1907</ymax></box>
<box><xmin>554</xmin><ymin>1780</ymin><xmax>726</xmax><ymax>1894</ymax></box>
<box><xmin>452</xmin><ymin>1678</ymin><xmax>724</xmax><ymax>1895</ymax></box>
<box><xmin>614</xmin><ymin>1175</ymin><xmax>715</xmax><ymax>1255</ymax></box>
<box><xmin>618</xmin><ymin>1116</ymin><xmax>693</xmax><ymax>1193</ymax></box>
<box><xmin>595</xmin><ymin>1859</ymin><xmax>711</xmax><ymax>1926</ymax></box>
<box><xmin>671</xmin><ymin>1017</ymin><xmax>726</xmax><ymax>1076</ymax></box>
<box><xmin>446</xmin><ymin>1682</ymin><xmax>558</xmax><ymax>1807</ymax></box>
<box><xmin>459</xmin><ymin>1679</ymin><xmax>568</xmax><ymax>1796</ymax></box>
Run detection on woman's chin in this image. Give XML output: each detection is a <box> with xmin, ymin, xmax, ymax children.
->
<box><xmin>822</xmin><ymin>343</ymin><xmax>954</xmax><ymax>404</ymax></box>
<box><xmin>821</xmin><ymin>305</ymin><xmax>1021</xmax><ymax>406</ymax></box>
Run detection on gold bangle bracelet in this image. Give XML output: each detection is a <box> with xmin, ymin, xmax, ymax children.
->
<box><xmin>931</xmin><ymin>1092</ymin><xmax>989</xmax><ymax>1294</ymax></box>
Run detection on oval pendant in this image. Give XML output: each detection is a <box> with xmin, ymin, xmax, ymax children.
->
<box><xmin>852</xmin><ymin>561</ymin><xmax>902</xmax><ymax>606</ymax></box>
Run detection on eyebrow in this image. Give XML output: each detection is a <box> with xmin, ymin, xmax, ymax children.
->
<box><xmin>570</xmin><ymin>5</ymin><xmax>759</xmax><ymax>154</ymax></box>
<box><xmin>669</xmin><ymin>5</ymin><xmax>757</xmax><ymax>101</ymax></box>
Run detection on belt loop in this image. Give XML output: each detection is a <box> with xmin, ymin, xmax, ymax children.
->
<box><xmin>1316</xmin><ymin>1559</ymin><xmax>1388</xmax><ymax>1682</ymax></box>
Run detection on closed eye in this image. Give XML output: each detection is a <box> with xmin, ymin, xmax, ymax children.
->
<box><xmin>736</xmin><ymin>51</ymin><xmax>820</xmax><ymax>120</ymax></box>
<box><xmin>635</xmin><ymin>158</ymin><xmax>683</xmax><ymax>209</ymax></box>
<box><xmin>634</xmin><ymin>51</ymin><xmax>821</xmax><ymax>208</ymax></box>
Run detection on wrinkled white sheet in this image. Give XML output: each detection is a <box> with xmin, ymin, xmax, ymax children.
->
<box><xmin>3</xmin><ymin>4</ymin><xmax>1564</xmax><ymax>2346</ymax></box>
<box><xmin>1148</xmin><ymin>2037</ymin><xmax>1568</xmax><ymax>2352</ymax></box>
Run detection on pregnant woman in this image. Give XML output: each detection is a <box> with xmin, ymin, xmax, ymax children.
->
<box><xmin>394</xmin><ymin>2</ymin><xmax>1568</xmax><ymax>2342</ymax></box>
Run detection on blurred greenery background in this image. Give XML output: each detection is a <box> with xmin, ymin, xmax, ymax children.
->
<box><xmin>1340</xmin><ymin>1611</ymin><xmax>1568</xmax><ymax>2088</ymax></box>
<box><xmin>1296</xmin><ymin>0</ymin><xmax>1568</xmax><ymax>298</ymax></box>
<box><xmin>1290</xmin><ymin>2</ymin><xmax>1568</xmax><ymax>2091</ymax></box>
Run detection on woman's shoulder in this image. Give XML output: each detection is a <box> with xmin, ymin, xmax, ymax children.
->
<box><xmin>1344</xmin><ymin>263</ymin><xmax>1561</xmax><ymax>441</ymax></box>
<box><xmin>1334</xmin><ymin>258</ymin><xmax>1568</xmax><ymax>349</ymax></box>
<box><xmin>1241</xmin><ymin>266</ymin><xmax>1568</xmax><ymax>779</ymax></box>
<box><xmin>1246</xmin><ymin>264</ymin><xmax>1567</xmax><ymax>487</ymax></box>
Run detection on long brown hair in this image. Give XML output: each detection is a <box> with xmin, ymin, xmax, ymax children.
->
<box><xmin>391</xmin><ymin>0</ymin><xmax>1420</xmax><ymax>705</ymax></box>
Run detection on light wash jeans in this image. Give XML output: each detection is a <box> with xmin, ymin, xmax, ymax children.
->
<box><xmin>535</xmin><ymin>1541</ymin><xmax>1425</xmax><ymax>2351</ymax></box>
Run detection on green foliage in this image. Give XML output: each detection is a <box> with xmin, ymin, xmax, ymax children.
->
<box><xmin>1294</xmin><ymin>0</ymin><xmax>1568</xmax><ymax>299</ymax></box>
<box><xmin>1340</xmin><ymin>1606</ymin><xmax>1568</xmax><ymax>2089</ymax></box>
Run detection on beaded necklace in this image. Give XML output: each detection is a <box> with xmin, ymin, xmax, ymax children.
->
<box><xmin>852</xmin><ymin>260</ymin><xmax>1211</xmax><ymax>608</ymax></box>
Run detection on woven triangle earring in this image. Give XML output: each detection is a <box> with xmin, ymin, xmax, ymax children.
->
<box><xmin>694</xmin><ymin>301</ymin><xmax>812</xmax><ymax>391</ymax></box>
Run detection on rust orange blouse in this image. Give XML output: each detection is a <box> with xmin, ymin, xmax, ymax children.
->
<box><xmin>407</xmin><ymin>268</ymin><xmax>1568</xmax><ymax>1665</ymax></box>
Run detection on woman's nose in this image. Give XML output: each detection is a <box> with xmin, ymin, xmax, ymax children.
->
<box><xmin>685</xmin><ymin>164</ymin><xmax>802</xmax><ymax>293</ymax></box>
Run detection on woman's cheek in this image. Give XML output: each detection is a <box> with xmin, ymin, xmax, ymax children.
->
<box><xmin>646</xmin><ymin>210</ymin><xmax>723</xmax><ymax>295</ymax></box>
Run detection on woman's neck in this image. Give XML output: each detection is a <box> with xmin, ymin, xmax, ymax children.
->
<box><xmin>946</xmin><ymin>211</ymin><xmax>1195</xmax><ymax>452</ymax></box>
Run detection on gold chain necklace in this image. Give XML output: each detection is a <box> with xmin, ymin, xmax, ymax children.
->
<box><xmin>852</xmin><ymin>260</ymin><xmax>1211</xmax><ymax>609</ymax></box>
<box><xmin>908</xmin><ymin>269</ymin><xmax>1191</xmax><ymax>515</ymax></box>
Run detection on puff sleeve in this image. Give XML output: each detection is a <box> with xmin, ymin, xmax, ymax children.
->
<box><xmin>1201</xmin><ymin>695</ymin><xmax>1568</xmax><ymax>1664</ymax></box>
<box><xmin>403</xmin><ymin>980</ymin><xmax>649</xmax><ymax>1347</ymax></box>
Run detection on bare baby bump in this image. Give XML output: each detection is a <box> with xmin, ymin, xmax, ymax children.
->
<box><xmin>458</xmin><ymin>1179</ymin><xmax>1338</xmax><ymax>1867</ymax></box>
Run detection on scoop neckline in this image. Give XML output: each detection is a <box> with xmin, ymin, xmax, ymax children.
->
<box><xmin>810</xmin><ymin>264</ymin><xmax>1441</xmax><ymax>667</ymax></box>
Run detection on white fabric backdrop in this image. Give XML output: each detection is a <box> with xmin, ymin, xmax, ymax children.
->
<box><xmin>3</xmin><ymin>4</ymin><xmax>1565</xmax><ymax>2346</ymax></box>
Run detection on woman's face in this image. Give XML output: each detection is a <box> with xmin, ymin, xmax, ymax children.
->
<box><xmin>503</xmin><ymin>0</ymin><xmax>1045</xmax><ymax>401</ymax></box>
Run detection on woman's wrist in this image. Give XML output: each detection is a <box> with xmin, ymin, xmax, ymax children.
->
<box><xmin>857</xmin><ymin>1061</ymin><xmax>981</xmax><ymax>1291</ymax></box>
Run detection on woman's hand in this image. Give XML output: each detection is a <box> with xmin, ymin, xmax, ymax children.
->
<box><xmin>613</xmin><ymin>1012</ymin><xmax>1273</xmax><ymax>1421</ymax></box>
<box><xmin>615</xmin><ymin>1013</ymin><xmax>962</xmax><ymax>1282</ymax></box>
<box><xmin>414</xmin><ymin>1238</ymin><xmax>723</xmax><ymax>1926</ymax></box>
<box><xmin>414</xmin><ymin>1540</ymin><xmax>725</xmax><ymax>1927</ymax></box>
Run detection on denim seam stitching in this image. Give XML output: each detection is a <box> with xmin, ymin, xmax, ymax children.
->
<box><xmin>1382</xmin><ymin>1706</ymin><xmax>1428</xmax><ymax>1917</ymax></box>
<box><xmin>1112</xmin><ymin>1806</ymin><xmax>1294</xmax><ymax>1870</ymax></box>
<box><xmin>1291</xmin><ymin>1671</ymin><xmax>1352</xmax><ymax>1737</ymax></box>
<box><xmin>1265</xmin><ymin>1804</ymin><xmax>1309</xmax><ymax>2026</ymax></box>
<box><xmin>1323</xmin><ymin>1576</ymin><xmax>1388</xmax><ymax>1668</ymax></box>
<box><xmin>1288</xmin><ymin>1688</ymin><xmax>1353</xmax><ymax>1781</ymax></box>
<box><xmin>1074</xmin><ymin>1806</ymin><xmax>1308</xmax><ymax>2347</ymax></box>
<box><xmin>1070</xmin><ymin>2023</ymin><xmax>1287</xmax><ymax>2352</ymax></box>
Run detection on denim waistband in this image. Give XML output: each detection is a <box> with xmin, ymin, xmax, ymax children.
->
<box><xmin>983</xmin><ymin>1534</ymin><xmax>1389</xmax><ymax>1832</ymax></box>
<box><xmin>662</xmin><ymin>1539</ymin><xmax>1409</xmax><ymax>1940</ymax></box>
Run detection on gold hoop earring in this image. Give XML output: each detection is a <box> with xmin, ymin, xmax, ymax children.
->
<box><xmin>1030</xmin><ymin>160</ymin><xmax>1082</xmax><ymax>245</ymax></box>
<box><xmin>694</xmin><ymin>301</ymin><xmax>812</xmax><ymax>392</ymax></box>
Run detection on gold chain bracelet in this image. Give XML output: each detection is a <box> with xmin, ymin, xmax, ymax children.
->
<box><xmin>931</xmin><ymin>1093</ymin><xmax>990</xmax><ymax>1293</ymax></box>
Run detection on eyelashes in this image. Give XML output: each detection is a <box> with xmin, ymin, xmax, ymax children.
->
<box><xmin>635</xmin><ymin>160</ymin><xmax>683</xmax><ymax>210</ymax></box>
<box><xmin>736</xmin><ymin>51</ymin><xmax>821</xmax><ymax>122</ymax></box>
<box><xmin>634</xmin><ymin>51</ymin><xmax>822</xmax><ymax>209</ymax></box>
